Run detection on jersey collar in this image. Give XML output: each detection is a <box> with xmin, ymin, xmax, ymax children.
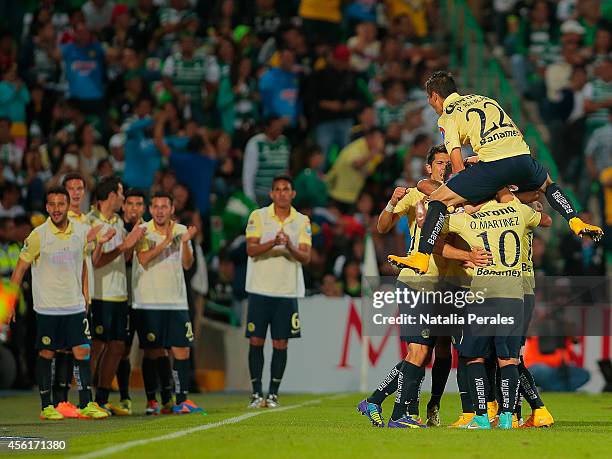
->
<box><xmin>48</xmin><ymin>217</ymin><xmax>74</xmax><ymax>235</ymax></box>
<box><xmin>92</xmin><ymin>208</ymin><xmax>119</xmax><ymax>224</ymax></box>
<box><xmin>68</xmin><ymin>209</ymin><xmax>87</xmax><ymax>223</ymax></box>
<box><xmin>442</xmin><ymin>92</ymin><xmax>462</xmax><ymax>112</ymax></box>
<box><xmin>267</xmin><ymin>204</ymin><xmax>297</xmax><ymax>224</ymax></box>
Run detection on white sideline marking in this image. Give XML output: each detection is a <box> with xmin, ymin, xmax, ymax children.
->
<box><xmin>76</xmin><ymin>397</ymin><xmax>327</xmax><ymax>458</ymax></box>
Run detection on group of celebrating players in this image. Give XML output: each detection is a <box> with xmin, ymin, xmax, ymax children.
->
<box><xmin>6</xmin><ymin>70</ymin><xmax>605</xmax><ymax>424</ymax></box>
<box><xmin>9</xmin><ymin>174</ymin><xmax>203</xmax><ymax>420</ymax></box>
<box><xmin>357</xmin><ymin>71</ymin><xmax>603</xmax><ymax>429</ymax></box>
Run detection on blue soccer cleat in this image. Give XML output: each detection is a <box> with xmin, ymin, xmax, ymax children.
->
<box><xmin>357</xmin><ymin>399</ymin><xmax>385</xmax><ymax>427</ymax></box>
<box><xmin>173</xmin><ymin>399</ymin><xmax>206</xmax><ymax>415</ymax></box>
<box><xmin>466</xmin><ymin>414</ymin><xmax>492</xmax><ymax>430</ymax></box>
<box><xmin>387</xmin><ymin>415</ymin><xmax>427</xmax><ymax>429</ymax></box>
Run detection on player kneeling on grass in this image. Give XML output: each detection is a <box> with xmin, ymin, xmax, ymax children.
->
<box><xmin>244</xmin><ymin>175</ymin><xmax>312</xmax><ymax>409</ymax></box>
<box><xmin>9</xmin><ymin>187</ymin><xmax>108</xmax><ymax>420</ymax></box>
<box><xmin>132</xmin><ymin>191</ymin><xmax>204</xmax><ymax>415</ymax></box>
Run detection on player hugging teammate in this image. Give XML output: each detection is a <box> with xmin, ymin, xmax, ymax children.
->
<box><xmin>357</xmin><ymin>70</ymin><xmax>601</xmax><ymax>430</ymax></box>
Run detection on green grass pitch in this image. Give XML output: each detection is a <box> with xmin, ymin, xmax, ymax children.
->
<box><xmin>1</xmin><ymin>392</ymin><xmax>611</xmax><ymax>458</ymax></box>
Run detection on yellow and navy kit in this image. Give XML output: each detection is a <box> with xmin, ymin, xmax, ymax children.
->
<box><xmin>439</xmin><ymin>92</ymin><xmax>530</xmax><ymax>162</ymax></box>
<box><xmin>20</xmin><ymin>218</ymin><xmax>88</xmax><ymax>314</ymax></box>
<box><xmin>393</xmin><ymin>188</ymin><xmax>444</xmax><ymax>289</ymax></box>
<box><xmin>133</xmin><ymin>220</ymin><xmax>192</xmax><ymax>310</ymax></box>
<box><xmin>445</xmin><ymin>197</ymin><xmax>541</xmax><ymax>299</ymax></box>
<box><xmin>87</xmin><ymin>209</ymin><xmax>128</xmax><ymax>302</ymax></box>
<box><xmin>245</xmin><ymin>205</ymin><xmax>311</xmax><ymax>298</ymax></box>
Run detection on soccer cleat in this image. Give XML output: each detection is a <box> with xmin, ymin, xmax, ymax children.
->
<box><xmin>356</xmin><ymin>399</ymin><xmax>385</xmax><ymax>428</ymax></box>
<box><xmin>426</xmin><ymin>405</ymin><xmax>441</xmax><ymax>427</ymax></box>
<box><xmin>78</xmin><ymin>402</ymin><xmax>110</xmax><ymax>419</ymax></box>
<box><xmin>466</xmin><ymin>414</ymin><xmax>491</xmax><ymax>430</ymax></box>
<box><xmin>40</xmin><ymin>405</ymin><xmax>64</xmax><ymax>421</ymax></box>
<box><xmin>146</xmin><ymin>400</ymin><xmax>160</xmax><ymax>416</ymax></box>
<box><xmin>513</xmin><ymin>414</ymin><xmax>521</xmax><ymax>428</ymax></box>
<box><xmin>55</xmin><ymin>401</ymin><xmax>79</xmax><ymax>419</ymax></box>
<box><xmin>498</xmin><ymin>412</ymin><xmax>514</xmax><ymax>429</ymax></box>
<box><xmin>521</xmin><ymin>406</ymin><xmax>554</xmax><ymax>428</ymax></box>
<box><xmin>264</xmin><ymin>394</ymin><xmax>280</xmax><ymax>408</ymax></box>
<box><xmin>120</xmin><ymin>399</ymin><xmax>132</xmax><ymax>415</ymax></box>
<box><xmin>161</xmin><ymin>401</ymin><xmax>174</xmax><ymax>415</ymax></box>
<box><xmin>387</xmin><ymin>415</ymin><xmax>427</xmax><ymax>429</ymax></box>
<box><xmin>105</xmin><ymin>402</ymin><xmax>130</xmax><ymax>416</ymax></box>
<box><xmin>387</xmin><ymin>252</ymin><xmax>430</xmax><ymax>274</ymax></box>
<box><xmin>248</xmin><ymin>393</ymin><xmax>264</xmax><ymax>408</ymax></box>
<box><xmin>449</xmin><ymin>412</ymin><xmax>476</xmax><ymax>428</ymax></box>
<box><xmin>173</xmin><ymin>399</ymin><xmax>205</xmax><ymax>414</ymax></box>
<box><xmin>569</xmin><ymin>217</ymin><xmax>604</xmax><ymax>241</ymax></box>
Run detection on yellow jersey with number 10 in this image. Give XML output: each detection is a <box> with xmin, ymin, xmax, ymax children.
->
<box><xmin>438</xmin><ymin>93</ymin><xmax>530</xmax><ymax>162</ymax></box>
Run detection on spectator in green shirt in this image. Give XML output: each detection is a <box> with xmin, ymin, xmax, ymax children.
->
<box><xmin>294</xmin><ymin>145</ymin><xmax>328</xmax><ymax>208</ymax></box>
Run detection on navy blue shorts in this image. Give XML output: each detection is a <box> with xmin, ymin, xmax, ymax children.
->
<box><xmin>91</xmin><ymin>300</ymin><xmax>129</xmax><ymax>342</ymax></box>
<box><xmin>521</xmin><ymin>294</ymin><xmax>535</xmax><ymax>346</ymax></box>
<box><xmin>36</xmin><ymin>311</ymin><xmax>91</xmax><ymax>350</ymax></box>
<box><xmin>447</xmin><ymin>154</ymin><xmax>548</xmax><ymax>203</ymax></box>
<box><xmin>136</xmin><ymin>309</ymin><xmax>194</xmax><ymax>349</ymax></box>
<box><xmin>245</xmin><ymin>293</ymin><xmax>301</xmax><ymax>340</ymax></box>
<box><xmin>454</xmin><ymin>335</ymin><xmax>522</xmax><ymax>359</ymax></box>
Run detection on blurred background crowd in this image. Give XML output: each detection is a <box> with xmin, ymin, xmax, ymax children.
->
<box><xmin>0</xmin><ymin>0</ymin><xmax>609</xmax><ymax>389</ymax></box>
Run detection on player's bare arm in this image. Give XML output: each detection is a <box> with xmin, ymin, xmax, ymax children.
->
<box><xmin>180</xmin><ymin>225</ymin><xmax>197</xmax><ymax>270</ymax></box>
<box><xmin>246</xmin><ymin>233</ymin><xmax>284</xmax><ymax>258</ymax></box>
<box><xmin>7</xmin><ymin>258</ymin><xmax>31</xmax><ymax>322</ymax></box>
<box><xmin>284</xmin><ymin>231</ymin><xmax>311</xmax><ymax>265</ymax></box>
<box><xmin>137</xmin><ymin>224</ymin><xmax>174</xmax><ymax>268</ymax></box>
<box><xmin>92</xmin><ymin>225</ymin><xmax>145</xmax><ymax>268</ymax></box>
<box><xmin>377</xmin><ymin>187</ymin><xmax>406</xmax><ymax>233</ymax></box>
<box><xmin>82</xmin><ymin>260</ymin><xmax>89</xmax><ymax>306</ymax></box>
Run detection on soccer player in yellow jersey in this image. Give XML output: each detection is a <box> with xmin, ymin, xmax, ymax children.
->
<box><xmin>357</xmin><ymin>146</ymin><xmax>492</xmax><ymax>428</ymax></box>
<box><xmin>245</xmin><ymin>175</ymin><xmax>312</xmax><ymax>408</ymax></box>
<box><xmin>49</xmin><ymin>172</ymin><xmax>104</xmax><ymax>419</ymax></box>
<box><xmin>9</xmin><ymin>187</ymin><xmax>108</xmax><ymax>420</ymax></box>
<box><xmin>133</xmin><ymin>191</ymin><xmax>204</xmax><ymax>414</ymax></box>
<box><xmin>444</xmin><ymin>188</ymin><xmax>552</xmax><ymax>429</ymax></box>
<box><xmin>115</xmin><ymin>188</ymin><xmax>147</xmax><ymax>415</ymax></box>
<box><xmin>389</xmin><ymin>71</ymin><xmax>603</xmax><ymax>275</ymax></box>
<box><xmin>515</xmin><ymin>200</ymin><xmax>554</xmax><ymax>428</ymax></box>
<box><xmin>87</xmin><ymin>177</ymin><xmax>145</xmax><ymax>415</ymax></box>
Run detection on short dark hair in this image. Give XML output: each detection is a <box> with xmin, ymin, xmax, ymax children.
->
<box><xmin>413</xmin><ymin>133</ymin><xmax>430</xmax><ymax>147</ymax></box>
<box><xmin>95</xmin><ymin>176</ymin><xmax>121</xmax><ymax>201</ymax></box>
<box><xmin>426</xmin><ymin>144</ymin><xmax>448</xmax><ymax>165</ymax></box>
<box><xmin>0</xmin><ymin>216</ymin><xmax>13</xmax><ymax>230</ymax></box>
<box><xmin>151</xmin><ymin>190</ymin><xmax>174</xmax><ymax>203</ymax></box>
<box><xmin>264</xmin><ymin>115</ymin><xmax>283</xmax><ymax>127</ymax></box>
<box><xmin>425</xmin><ymin>71</ymin><xmax>458</xmax><ymax>98</ymax></box>
<box><xmin>125</xmin><ymin>188</ymin><xmax>146</xmax><ymax>202</ymax></box>
<box><xmin>364</xmin><ymin>126</ymin><xmax>383</xmax><ymax>137</ymax></box>
<box><xmin>46</xmin><ymin>186</ymin><xmax>69</xmax><ymax>202</ymax></box>
<box><xmin>62</xmin><ymin>172</ymin><xmax>85</xmax><ymax>188</ymax></box>
<box><xmin>271</xmin><ymin>174</ymin><xmax>293</xmax><ymax>189</ymax></box>
<box><xmin>382</xmin><ymin>78</ymin><xmax>403</xmax><ymax>94</ymax></box>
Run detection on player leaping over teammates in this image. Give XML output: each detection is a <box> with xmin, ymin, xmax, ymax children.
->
<box><xmin>388</xmin><ymin>71</ymin><xmax>603</xmax><ymax>274</ymax></box>
<box><xmin>357</xmin><ymin>146</ymin><xmax>492</xmax><ymax>428</ymax></box>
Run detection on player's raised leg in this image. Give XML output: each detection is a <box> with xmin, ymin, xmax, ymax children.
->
<box><xmin>357</xmin><ymin>361</ymin><xmax>403</xmax><ymax>427</ymax></box>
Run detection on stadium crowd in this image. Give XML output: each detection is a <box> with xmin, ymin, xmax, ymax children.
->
<box><xmin>0</xmin><ymin>0</ymin><xmax>608</xmax><ymax>390</ymax></box>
